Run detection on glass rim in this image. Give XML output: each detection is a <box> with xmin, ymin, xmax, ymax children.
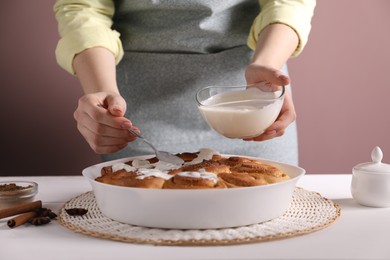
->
<box><xmin>195</xmin><ymin>84</ymin><xmax>285</xmax><ymax>106</ymax></box>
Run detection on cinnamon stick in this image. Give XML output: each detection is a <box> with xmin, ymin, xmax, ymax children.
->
<box><xmin>0</xmin><ymin>200</ymin><xmax>42</xmax><ymax>219</ymax></box>
<box><xmin>7</xmin><ymin>211</ymin><xmax>37</xmax><ymax>228</ymax></box>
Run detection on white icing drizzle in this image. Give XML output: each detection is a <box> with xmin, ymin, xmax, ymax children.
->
<box><xmin>135</xmin><ymin>168</ymin><xmax>173</xmax><ymax>180</ymax></box>
<box><xmin>185</xmin><ymin>148</ymin><xmax>219</xmax><ymax>165</ymax></box>
<box><xmin>111</xmin><ymin>163</ymin><xmax>136</xmax><ymax>172</ymax></box>
<box><xmin>131</xmin><ymin>159</ymin><xmax>154</xmax><ymax>169</ymax></box>
<box><xmin>111</xmin><ymin>158</ymin><xmax>181</xmax><ymax>180</ymax></box>
<box><xmin>177</xmin><ymin>169</ymin><xmax>218</xmax><ymax>184</ymax></box>
<box><xmin>131</xmin><ymin>159</ymin><xmax>181</xmax><ymax>171</ymax></box>
<box><xmin>110</xmin><ymin>149</ymin><xmax>220</xmax><ymax>181</ymax></box>
<box><xmin>152</xmin><ymin>160</ymin><xmax>182</xmax><ymax>171</ymax></box>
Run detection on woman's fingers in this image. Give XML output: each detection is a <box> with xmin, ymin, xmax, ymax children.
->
<box><xmin>245</xmin><ymin>91</ymin><xmax>296</xmax><ymax>142</ymax></box>
<box><xmin>245</xmin><ymin>64</ymin><xmax>290</xmax><ymax>86</ymax></box>
<box><xmin>74</xmin><ymin>92</ymin><xmax>138</xmax><ymax>154</ymax></box>
<box><xmin>79</xmin><ymin>94</ymin><xmax>131</xmax><ymax>129</ymax></box>
<box><xmin>105</xmin><ymin>93</ymin><xmax>128</xmax><ymax>117</ymax></box>
<box><xmin>77</xmin><ymin>124</ymin><xmax>129</xmax><ymax>154</ymax></box>
<box><xmin>244</xmin><ymin>64</ymin><xmax>296</xmax><ymax>142</ymax></box>
<box><xmin>74</xmin><ymin>109</ymin><xmax>134</xmax><ymax>140</ymax></box>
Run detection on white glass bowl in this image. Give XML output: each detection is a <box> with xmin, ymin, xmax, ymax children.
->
<box><xmin>196</xmin><ymin>83</ymin><xmax>285</xmax><ymax>139</ymax></box>
<box><xmin>82</xmin><ymin>155</ymin><xmax>305</xmax><ymax>229</ymax></box>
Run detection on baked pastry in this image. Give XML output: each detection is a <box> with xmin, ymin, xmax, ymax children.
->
<box><xmin>97</xmin><ymin>158</ymin><xmax>167</xmax><ymax>189</ymax></box>
<box><xmin>162</xmin><ymin>169</ymin><xmax>228</xmax><ymax>189</ymax></box>
<box><xmin>218</xmin><ymin>156</ymin><xmax>290</xmax><ymax>187</ymax></box>
<box><xmin>95</xmin><ymin>148</ymin><xmax>290</xmax><ymax>189</ymax></box>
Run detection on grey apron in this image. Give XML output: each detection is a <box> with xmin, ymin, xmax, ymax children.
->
<box><xmin>103</xmin><ymin>0</ymin><xmax>298</xmax><ymax>165</ymax></box>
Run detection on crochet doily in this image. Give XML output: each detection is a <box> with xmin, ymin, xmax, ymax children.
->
<box><xmin>58</xmin><ymin>188</ymin><xmax>340</xmax><ymax>246</ymax></box>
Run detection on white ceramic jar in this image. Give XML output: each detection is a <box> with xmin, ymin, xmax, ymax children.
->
<box><xmin>351</xmin><ymin>146</ymin><xmax>390</xmax><ymax>207</ymax></box>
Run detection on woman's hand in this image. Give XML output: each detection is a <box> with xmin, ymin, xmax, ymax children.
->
<box><xmin>71</xmin><ymin>47</ymin><xmax>140</xmax><ymax>154</ymax></box>
<box><xmin>244</xmin><ymin>23</ymin><xmax>299</xmax><ymax>142</ymax></box>
<box><xmin>244</xmin><ymin>64</ymin><xmax>296</xmax><ymax>142</ymax></box>
<box><xmin>73</xmin><ymin>91</ymin><xmax>138</xmax><ymax>154</ymax></box>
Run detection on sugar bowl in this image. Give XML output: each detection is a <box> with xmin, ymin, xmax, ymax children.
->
<box><xmin>351</xmin><ymin>146</ymin><xmax>390</xmax><ymax>207</ymax></box>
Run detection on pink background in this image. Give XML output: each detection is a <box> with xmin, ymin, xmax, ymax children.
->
<box><xmin>1</xmin><ymin>1</ymin><xmax>390</xmax><ymax>176</ymax></box>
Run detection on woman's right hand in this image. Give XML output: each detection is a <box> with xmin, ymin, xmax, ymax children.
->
<box><xmin>73</xmin><ymin>91</ymin><xmax>138</xmax><ymax>154</ymax></box>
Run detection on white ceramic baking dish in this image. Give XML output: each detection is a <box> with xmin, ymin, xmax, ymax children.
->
<box><xmin>82</xmin><ymin>155</ymin><xmax>305</xmax><ymax>229</ymax></box>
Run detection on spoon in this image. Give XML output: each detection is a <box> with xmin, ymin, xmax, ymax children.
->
<box><xmin>128</xmin><ymin>128</ymin><xmax>184</xmax><ymax>165</ymax></box>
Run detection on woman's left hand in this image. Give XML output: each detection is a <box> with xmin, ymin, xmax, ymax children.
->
<box><xmin>244</xmin><ymin>64</ymin><xmax>297</xmax><ymax>142</ymax></box>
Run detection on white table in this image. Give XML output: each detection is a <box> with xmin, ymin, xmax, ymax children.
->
<box><xmin>1</xmin><ymin>174</ymin><xmax>389</xmax><ymax>260</ymax></box>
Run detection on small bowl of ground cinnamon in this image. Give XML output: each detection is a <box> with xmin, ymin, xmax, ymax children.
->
<box><xmin>0</xmin><ymin>181</ymin><xmax>38</xmax><ymax>210</ymax></box>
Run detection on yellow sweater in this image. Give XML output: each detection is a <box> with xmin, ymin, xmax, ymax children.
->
<box><xmin>54</xmin><ymin>0</ymin><xmax>316</xmax><ymax>75</ymax></box>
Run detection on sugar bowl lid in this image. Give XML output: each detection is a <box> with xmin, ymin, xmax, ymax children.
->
<box><xmin>353</xmin><ymin>146</ymin><xmax>390</xmax><ymax>173</ymax></box>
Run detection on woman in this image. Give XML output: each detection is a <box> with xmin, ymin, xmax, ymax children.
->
<box><xmin>54</xmin><ymin>0</ymin><xmax>316</xmax><ymax>165</ymax></box>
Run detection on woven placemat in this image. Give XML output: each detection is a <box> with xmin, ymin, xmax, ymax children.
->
<box><xmin>58</xmin><ymin>188</ymin><xmax>340</xmax><ymax>246</ymax></box>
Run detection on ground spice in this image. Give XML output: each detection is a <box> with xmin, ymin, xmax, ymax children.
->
<box><xmin>0</xmin><ymin>183</ymin><xmax>32</xmax><ymax>192</ymax></box>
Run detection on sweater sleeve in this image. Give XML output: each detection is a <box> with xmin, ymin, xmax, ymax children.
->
<box><xmin>247</xmin><ymin>0</ymin><xmax>316</xmax><ymax>57</ymax></box>
<box><xmin>54</xmin><ymin>0</ymin><xmax>124</xmax><ymax>75</ymax></box>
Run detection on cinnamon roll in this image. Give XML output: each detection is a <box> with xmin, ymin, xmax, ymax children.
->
<box><xmin>163</xmin><ymin>170</ymin><xmax>227</xmax><ymax>189</ymax></box>
<box><xmin>95</xmin><ymin>148</ymin><xmax>290</xmax><ymax>189</ymax></box>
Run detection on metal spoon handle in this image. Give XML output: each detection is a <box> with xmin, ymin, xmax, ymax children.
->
<box><xmin>128</xmin><ymin>128</ymin><xmax>158</xmax><ymax>155</ymax></box>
